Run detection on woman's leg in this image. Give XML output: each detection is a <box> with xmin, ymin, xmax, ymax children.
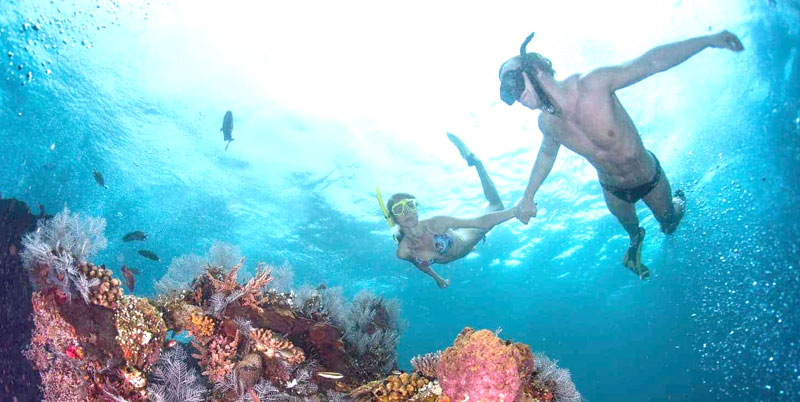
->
<box><xmin>447</xmin><ymin>132</ymin><xmax>504</xmax><ymax>212</ymax></box>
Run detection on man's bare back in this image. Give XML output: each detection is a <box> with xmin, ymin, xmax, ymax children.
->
<box><xmin>500</xmin><ymin>30</ymin><xmax>744</xmax><ymax>278</ymax></box>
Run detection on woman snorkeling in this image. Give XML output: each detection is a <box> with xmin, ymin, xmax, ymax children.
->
<box><xmin>379</xmin><ymin>133</ymin><xmax>517</xmax><ymax>288</ymax></box>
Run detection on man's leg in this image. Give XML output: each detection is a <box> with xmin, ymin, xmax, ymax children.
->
<box><xmin>602</xmin><ymin>188</ymin><xmax>649</xmax><ymax>279</ymax></box>
<box><xmin>642</xmin><ymin>171</ymin><xmax>685</xmax><ymax>234</ymax></box>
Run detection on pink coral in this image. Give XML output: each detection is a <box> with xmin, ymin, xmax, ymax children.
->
<box><xmin>192</xmin><ymin>332</ymin><xmax>239</xmax><ymax>384</ymax></box>
<box><xmin>436</xmin><ymin>327</ymin><xmax>534</xmax><ymax>402</ymax></box>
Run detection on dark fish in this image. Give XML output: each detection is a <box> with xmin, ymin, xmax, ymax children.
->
<box><xmin>120</xmin><ymin>265</ymin><xmax>136</xmax><ymax>292</ymax></box>
<box><xmin>221</xmin><ymin>110</ymin><xmax>234</xmax><ymax>150</ymax></box>
<box><xmin>122</xmin><ymin>231</ymin><xmax>147</xmax><ymax>242</ymax></box>
<box><xmin>93</xmin><ymin>169</ymin><xmax>108</xmax><ymax>188</ymax></box>
<box><xmin>138</xmin><ymin>250</ymin><xmax>160</xmax><ymax>261</ymax></box>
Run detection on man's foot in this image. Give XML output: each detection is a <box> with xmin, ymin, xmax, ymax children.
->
<box><xmin>622</xmin><ymin>227</ymin><xmax>650</xmax><ymax>280</ymax></box>
<box><xmin>662</xmin><ymin>189</ymin><xmax>686</xmax><ymax>234</ymax></box>
<box><xmin>446</xmin><ymin>132</ymin><xmax>477</xmax><ymax>166</ymax></box>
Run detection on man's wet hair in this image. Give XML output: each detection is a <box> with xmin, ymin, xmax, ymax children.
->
<box><xmin>499</xmin><ymin>52</ymin><xmax>556</xmax><ymax>78</ymax></box>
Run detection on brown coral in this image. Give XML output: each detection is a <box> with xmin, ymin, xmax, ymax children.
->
<box><xmin>79</xmin><ymin>262</ymin><xmax>123</xmax><ymax>309</ymax></box>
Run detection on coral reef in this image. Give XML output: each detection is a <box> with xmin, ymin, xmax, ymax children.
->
<box><xmin>526</xmin><ymin>352</ymin><xmax>582</xmax><ymax>402</ymax></box>
<box><xmin>349</xmin><ymin>372</ymin><xmax>432</xmax><ymax>402</ymax></box>
<box><xmin>15</xmin><ymin>206</ymin><xmax>580</xmax><ymax>402</ymax></box>
<box><xmin>437</xmin><ymin>327</ymin><xmax>534</xmax><ymax>402</ymax></box>
<box><xmin>79</xmin><ymin>261</ymin><xmax>123</xmax><ymax>308</ymax></box>
<box><xmin>114</xmin><ymin>295</ymin><xmax>168</xmax><ymax>370</ymax></box>
<box><xmin>20</xmin><ymin>206</ymin><xmax>108</xmax><ymax>303</ymax></box>
<box><xmin>147</xmin><ymin>345</ymin><xmax>206</xmax><ymax>402</ymax></box>
<box><xmin>410</xmin><ymin>351</ymin><xmax>441</xmax><ymax>379</ymax></box>
<box><xmin>24</xmin><ymin>292</ymin><xmax>87</xmax><ymax>402</ymax></box>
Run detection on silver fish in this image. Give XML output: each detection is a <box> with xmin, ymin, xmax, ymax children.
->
<box><xmin>316</xmin><ymin>371</ymin><xmax>344</xmax><ymax>380</ymax></box>
<box><xmin>221</xmin><ymin>110</ymin><xmax>234</xmax><ymax>150</ymax></box>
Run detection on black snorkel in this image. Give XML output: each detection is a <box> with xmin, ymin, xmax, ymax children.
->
<box><xmin>519</xmin><ymin>32</ymin><xmax>557</xmax><ymax>114</ymax></box>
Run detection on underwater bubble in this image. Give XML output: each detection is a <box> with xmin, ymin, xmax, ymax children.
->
<box><xmin>33</xmin><ymin>23</ymin><xmax>41</xmax><ymax>31</ymax></box>
<box><xmin>46</xmin><ymin>69</ymin><xmax>51</xmax><ymax>75</ymax></box>
<box><xmin>6</xmin><ymin>51</ymin><xmax>12</xmax><ymax>58</ymax></box>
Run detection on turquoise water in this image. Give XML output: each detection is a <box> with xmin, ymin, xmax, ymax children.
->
<box><xmin>2</xmin><ymin>0</ymin><xmax>799</xmax><ymax>401</ymax></box>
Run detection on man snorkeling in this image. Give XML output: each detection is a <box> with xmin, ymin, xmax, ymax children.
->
<box><xmin>500</xmin><ymin>30</ymin><xmax>743</xmax><ymax>279</ymax></box>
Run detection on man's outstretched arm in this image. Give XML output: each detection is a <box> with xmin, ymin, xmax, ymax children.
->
<box><xmin>584</xmin><ymin>30</ymin><xmax>743</xmax><ymax>92</ymax></box>
<box><xmin>516</xmin><ymin>132</ymin><xmax>560</xmax><ymax>224</ymax></box>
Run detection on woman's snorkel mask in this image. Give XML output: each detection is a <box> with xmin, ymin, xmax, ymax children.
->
<box><xmin>499</xmin><ymin>32</ymin><xmax>557</xmax><ymax>114</ymax></box>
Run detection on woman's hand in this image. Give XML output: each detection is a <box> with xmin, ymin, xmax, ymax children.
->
<box><xmin>709</xmin><ymin>30</ymin><xmax>743</xmax><ymax>52</ymax></box>
<box><xmin>515</xmin><ymin>198</ymin><xmax>537</xmax><ymax>224</ymax></box>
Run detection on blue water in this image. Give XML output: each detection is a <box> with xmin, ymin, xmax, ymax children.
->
<box><xmin>2</xmin><ymin>0</ymin><xmax>799</xmax><ymax>401</ymax></box>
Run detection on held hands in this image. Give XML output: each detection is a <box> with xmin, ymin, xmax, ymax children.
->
<box><xmin>514</xmin><ymin>198</ymin><xmax>537</xmax><ymax>224</ymax></box>
<box><xmin>709</xmin><ymin>30</ymin><xmax>744</xmax><ymax>52</ymax></box>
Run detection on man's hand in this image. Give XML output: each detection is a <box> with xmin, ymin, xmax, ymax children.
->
<box><xmin>515</xmin><ymin>198</ymin><xmax>537</xmax><ymax>224</ymax></box>
<box><xmin>437</xmin><ymin>278</ymin><xmax>450</xmax><ymax>289</ymax></box>
<box><xmin>709</xmin><ymin>30</ymin><xmax>744</xmax><ymax>52</ymax></box>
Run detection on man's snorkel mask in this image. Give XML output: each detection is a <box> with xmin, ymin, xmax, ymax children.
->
<box><xmin>499</xmin><ymin>32</ymin><xmax>557</xmax><ymax>114</ymax></box>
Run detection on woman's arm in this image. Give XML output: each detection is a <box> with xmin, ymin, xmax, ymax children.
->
<box><xmin>397</xmin><ymin>247</ymin><xmax>450</xmax><ymax>288</ymax></box>
<box><xmin>432</xmin><ymin>207</ymin><xmax>517</xmax><ymax>232</ymax></box>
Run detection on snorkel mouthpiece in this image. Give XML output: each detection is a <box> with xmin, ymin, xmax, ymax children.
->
<box><xmin>520</xmin><ymin>32</ymin><xmax>557</xmax><ymax>114</ymax></box>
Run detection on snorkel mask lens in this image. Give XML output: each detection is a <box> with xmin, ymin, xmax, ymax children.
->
<box><xmin>500</xmin><ymin>69</ymin><xmax>525</xmax><ymax>105</ymax></box>
<box><xmin>391</xmin><ymin>198</ymin><xmax>419</xmax><ymax>216</ymax></box>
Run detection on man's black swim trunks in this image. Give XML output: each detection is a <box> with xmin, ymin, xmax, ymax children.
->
<box><xmin>600</xmin><ymin>151</ymin><xmax>662</xmax><ymax>203</ymax></box>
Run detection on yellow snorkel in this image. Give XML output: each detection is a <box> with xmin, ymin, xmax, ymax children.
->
<box><xmin>376</xmin><ymin>187</ymin><xmax>395</xmax><ymax>228</ymax></box>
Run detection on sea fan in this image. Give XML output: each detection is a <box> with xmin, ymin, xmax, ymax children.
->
<box><xmin>155</xmin><ymin>254</ymin><xmax>206</xmax><ymax>293</ymax></box>
<box><xmin>319</xmin><ymin>286</ymin><xmax>350</xmax><ymax>330</ymax></box>
<box><xmin>207</xmin><ymin>289</ymin><xmax>245</xmax><ymax>317</ymax></box>
<box><xmin>20</xmin><ymin>206</ymin><xmax>107</xmax><ymax>302</ymax></box>
<box><xmin>532</xmin><ymin>352</ymin><xmax>582</xmax><ymax>402</ymax></box>
<box><xmin>343</xmin><ymin>291</ymin><xmax>403</xmax><ymax>378</ymax></box>
<box><xmin>147</xmin><ymin>346</ymin><xmax>207</xmax><ymax>402</ymax></box>
<box><xmin>208</xmin><ymin>240</ymin><xmax>241</xmax><ymax>270</ymax></box>
<box><xmin>269</xmin><ymin>260</ymin><xmax>294</xmax><ymax>293</ymax></box>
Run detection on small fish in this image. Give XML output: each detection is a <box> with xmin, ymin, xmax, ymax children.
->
<box><xmin>120</xmin><ymin>265</ymin><xmax>136</xmax><ymax>292</ymax></box>
<box><xmin>138</xmin><ymin>250</ymin><xmax>160</xmax><ymax>261</ymax></box>
<box><xmin>391</xmin><ymin>370</ymin><xmax>402</xmax><ymax>376</ymax></box>
<box><xmin>221</xmin><ymin>110</ymin><xmax>234</xmax><ymax>150</ymax></box>
<box><xmin>316</xmin><ymin>371</ymin><xmax>344</xmax><ymax>380</ymax></box>
<box><xmin>122</xmin><ymin>231</ymin><xmax>147</xmax><ymax>242</ymax></box>
<box><xmin>165</xmin><ymin>340</ymin><xmax>177</xmax><ymax>348</ymax></box>
<box><xmin>92</xmin><ymin>169</ymin><xmax>108</xmax><ymax>188</ymax></box>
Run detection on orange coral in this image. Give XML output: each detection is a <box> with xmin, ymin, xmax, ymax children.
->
<box><xmin>239</xmin><ymin>263</ymin><xmax>273</xmax><ymax>313</ymax></box>
<box><xmin>189</xmin><ymin>314</ymin><xmax>215</xmax><ymax>340</ymax></box>
<box><xmin>206</xmin><ymin>257</ymin><xmax>245</xmax><ymax>294</ymax></box>
<box><xmin>250</xmin><ymin>328</ymin><xmax>305</xmax><ymax>365</ymax></box>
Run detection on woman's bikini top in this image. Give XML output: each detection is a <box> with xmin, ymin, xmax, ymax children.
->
<box><xmin>413</xmin><ymin>233</ymin><xmax>454</xmax><ymax>267</ymax></box>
